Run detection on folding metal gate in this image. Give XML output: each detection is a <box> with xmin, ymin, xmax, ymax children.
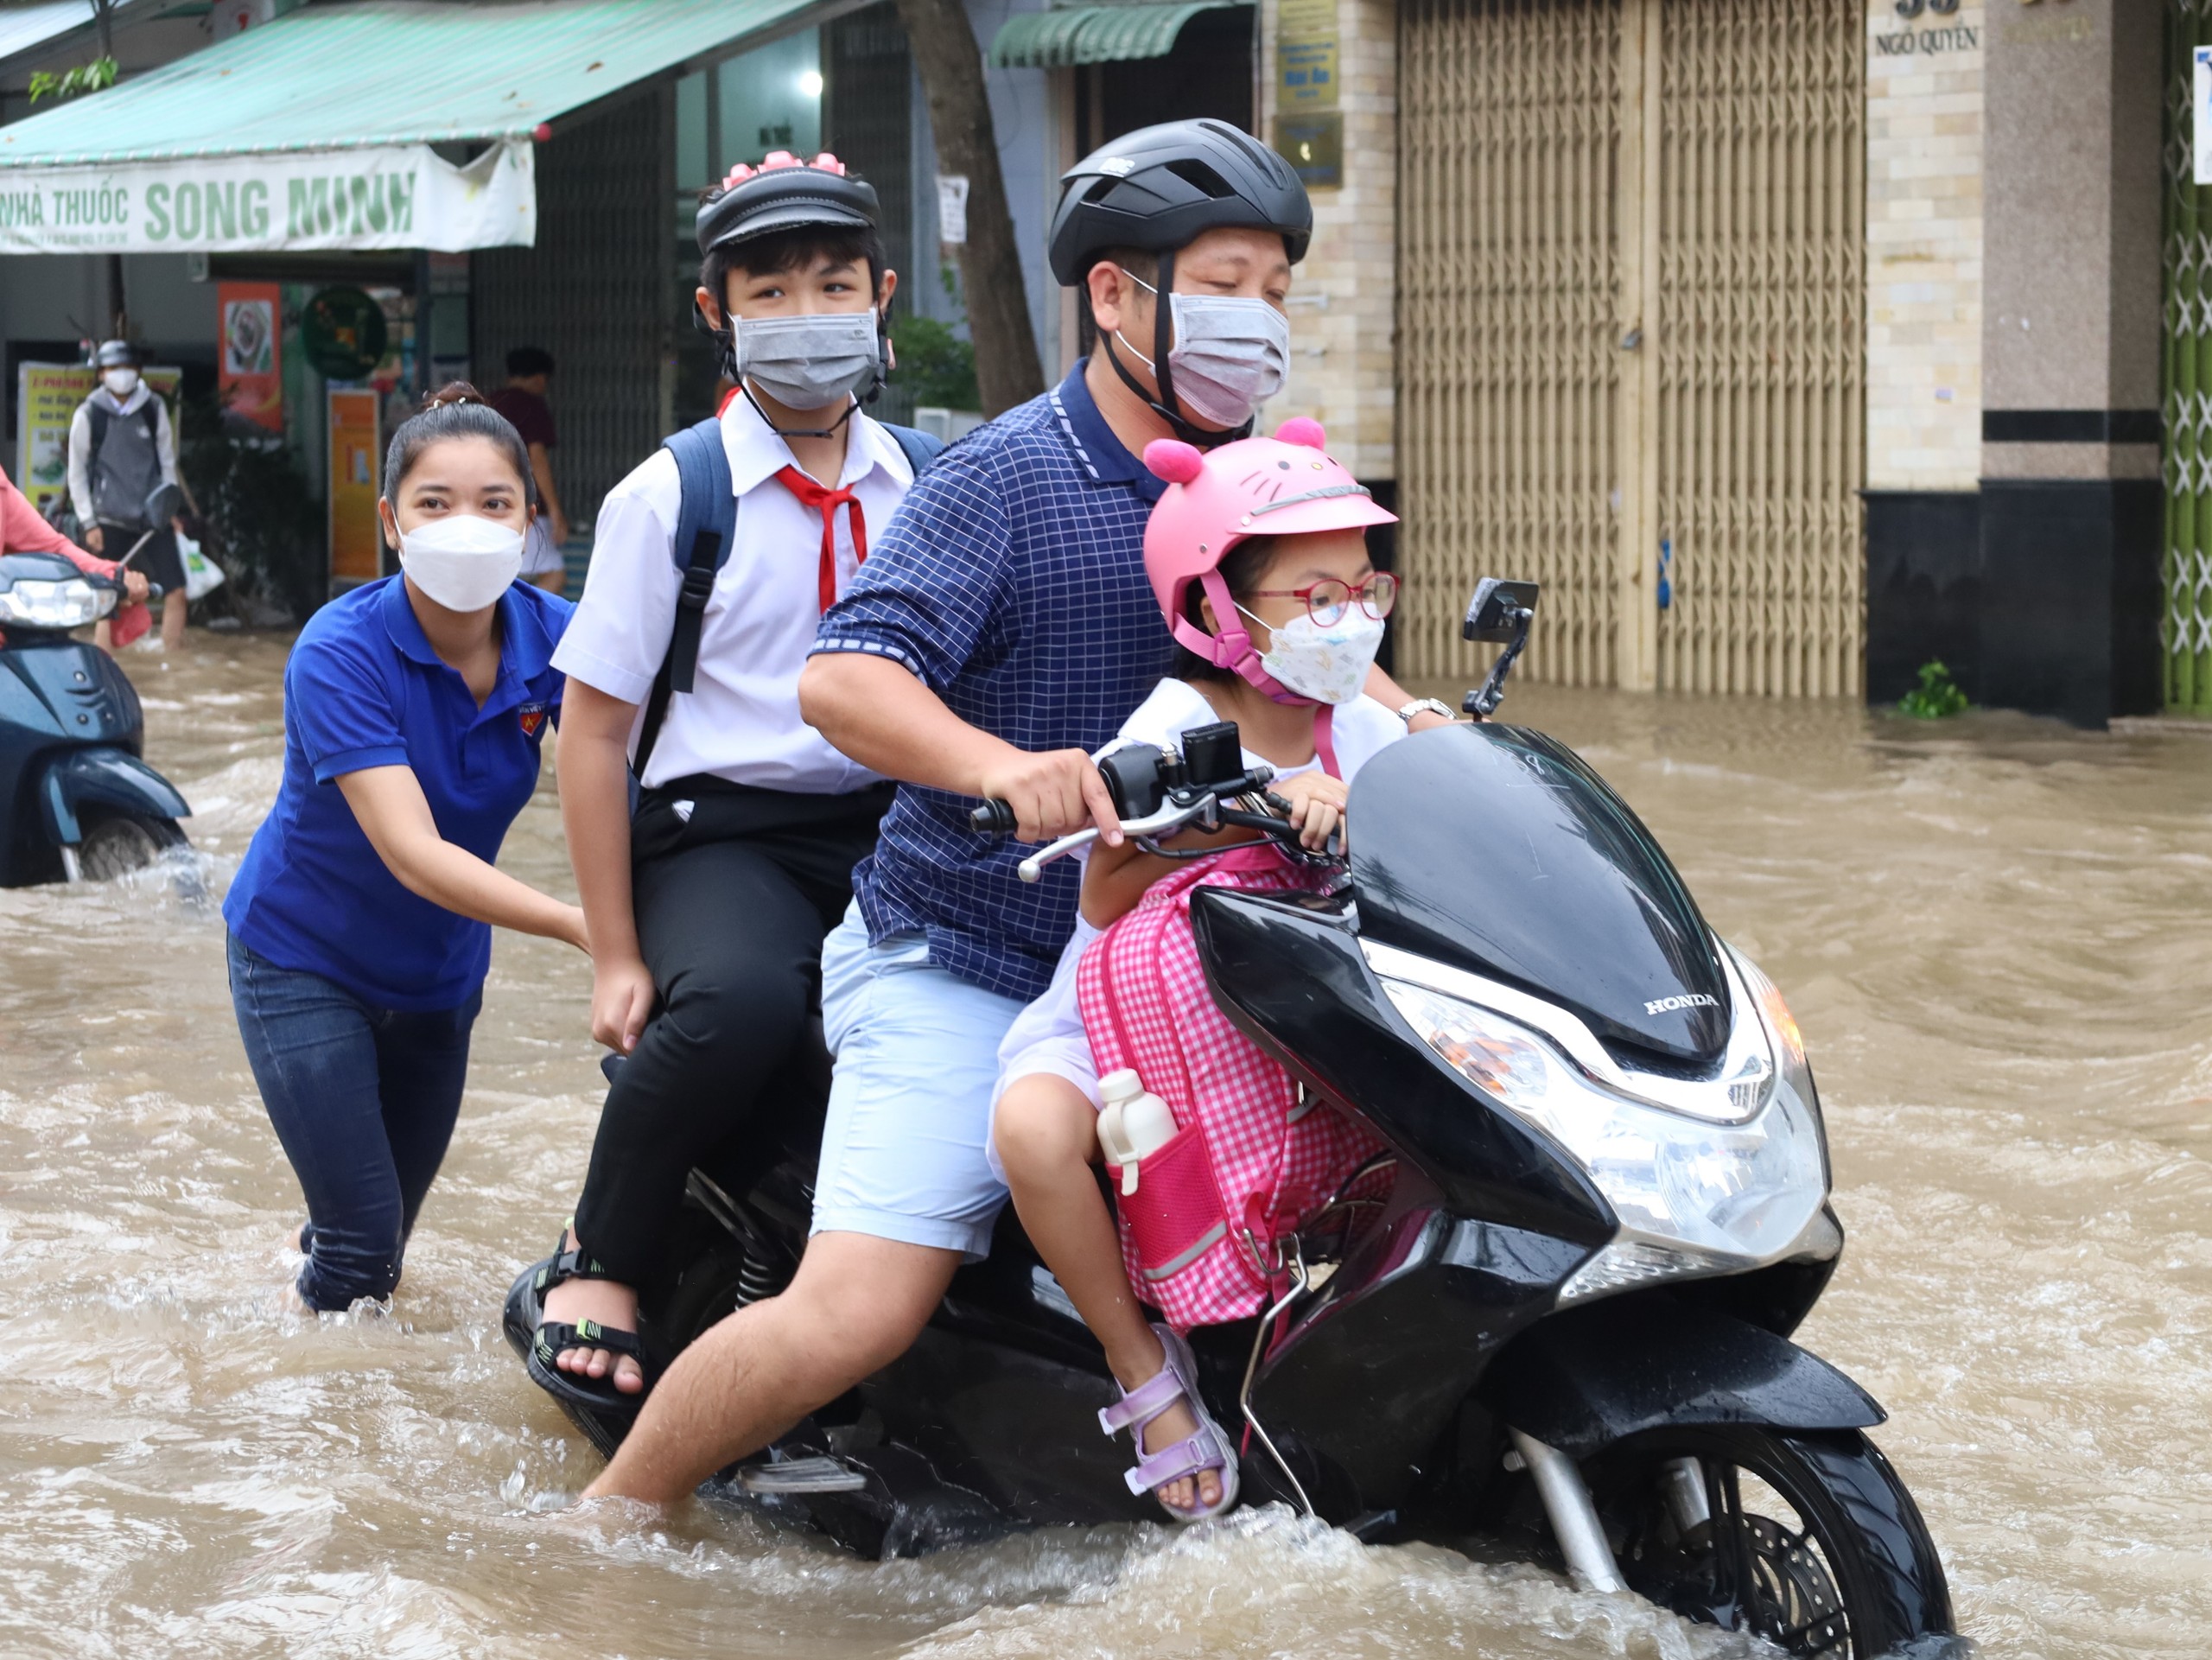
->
<box><xmin>2165</xmin><ymin>0</ymin><xmax>2212</xmax><ymax>711</ymax></box>
<box><xmin>1397</xmin><ymin>0</ymin><xmax>1865</xmax><ymax>696</ymax></box>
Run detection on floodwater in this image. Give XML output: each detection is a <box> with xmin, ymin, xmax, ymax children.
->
<box><xmin>2</xmin><ymin>630</ymin><xmax>2207</xmax><ymax>1659</ymax></box>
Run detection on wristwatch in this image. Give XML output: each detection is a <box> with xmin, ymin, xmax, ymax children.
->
<box><xmin>1396</xmin><ymin>697</ymin><xmax>1455</xmax><ymax>726</ymax></box>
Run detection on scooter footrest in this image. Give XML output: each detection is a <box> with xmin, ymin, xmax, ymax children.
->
<box><xmin>737</xmin><ymin>1454</ymin><xmax>870</xmax><ymax>1494</ymax></box>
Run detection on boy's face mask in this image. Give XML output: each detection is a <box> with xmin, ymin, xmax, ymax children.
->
<box><xmin>732</xmin><ymin>312</ymin><xmax>883</xmax><ymax>412</ymax></box>
<box><xmin>1238</xmin><ymin>601</ymin><xmax>1386</xmax><ymax>705</ymax></box>
<box><xmin>102</xmin><ymin>367</ymin><xmax>140</xmax><ymax>398</ymax></box>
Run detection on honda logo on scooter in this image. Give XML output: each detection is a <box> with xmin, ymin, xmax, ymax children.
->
<box><xmin>1644</xmin><ymin>993</ymin><xmax>1719</xmax><ymax>1015</ymax></box>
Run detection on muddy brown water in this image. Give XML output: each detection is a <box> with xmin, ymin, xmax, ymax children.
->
<box><xmin>1</xmin><ymin>632</ymin><xmax>2206</xmax><ymax>1658</ymax></box>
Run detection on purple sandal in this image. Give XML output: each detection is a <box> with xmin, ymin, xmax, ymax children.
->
<box><xmin>1097</xmin><ymin>1324</ymin><xmax>1241</xmax><ymax>1522</ymax></box>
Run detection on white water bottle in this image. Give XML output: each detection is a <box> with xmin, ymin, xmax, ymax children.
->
<box><xmin>1096</xmin><ymin>1069</ymin><xmax>1179</xmax><ymax>1196</ymax></box>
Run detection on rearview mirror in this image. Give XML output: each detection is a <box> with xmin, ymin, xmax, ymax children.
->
<box><xmin>143</xmin><ymin>481</ymin><xmax>183</xmax><ymax>527</ymax></box>
<box><xmin>1463</xmin><ymin>577</ymin><xmax>1540</xmax><ymax>643</ymax></box>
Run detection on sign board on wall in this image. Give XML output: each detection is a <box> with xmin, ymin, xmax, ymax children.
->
<box><xmin>15</xmin><ymin>363</ymin><xmax>181</xmax><ymax>521</ymax></box>
<box><xmin>1276</xmin><ymin>0</ymin><xmax>1339</xmax><ymax>111</ymax></box>
<box><xmin>327</xmin><ymin>387</ymin><xmax>382</xmax><ymax>586</ymax></box>
<box><xmin>0</xmin><ymin>141</ymin><xmax>535</xmax><ymax>255</ymax></box>
<box><xmin>218</xmin><ymin>281</ymin><xmax>283</xmax><ymax>432</ymax></box>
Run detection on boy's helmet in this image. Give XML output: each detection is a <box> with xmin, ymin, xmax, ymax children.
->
<box><xmin>1142</xmin><ymin>417</ymin><xmax>1396</xmax><ymax>676</ymax></box>
<box><xmin>93</xmin><ymin>339</ymin><xmax>143</xmax><ymax>369</ymax></box>
<box><xmin>696</xmin><ymin>150</ymin><xmax>879</xmax><ymax>257</ymax></box>
<box><xmin>1049</xmin><ymin>118</ymin><xmax>1311</xmax><ymax>287</ymax></box>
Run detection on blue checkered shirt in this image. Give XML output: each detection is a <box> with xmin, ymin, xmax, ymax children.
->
<box><xmin>812</xmin><ymin>363</ymin><xmax>1173</xmax><ymax>1002</ymax></box>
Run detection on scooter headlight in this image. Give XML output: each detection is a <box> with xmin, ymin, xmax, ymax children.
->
<box><xmin>1379</xmin><ymin>977</ymin><xmax>1828</xmax><ymax>1286</ymax></box>
<box><xmin>0</xmin><ymin>576</ymin><xmax>114</xmax><ymax>629</ymax></box>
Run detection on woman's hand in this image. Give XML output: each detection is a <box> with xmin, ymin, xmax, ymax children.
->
<box><xmin>122</xmin><ymin>569</ymin><xmax>149</xmax><ymax>604</ymax></box>
<box><xmin>591</xmin><ymin>952</ymin><xmax>656</xmax><ymax>1054</ymax></box>
<box><xmin>1269</xmin><ymin>771</ymin><xmax>1351</xmax><ymax>851</ymax></box>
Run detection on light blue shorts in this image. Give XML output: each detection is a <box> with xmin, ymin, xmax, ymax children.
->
<box><xmin>812</xmin><ymin>902</ymin><xmax>1021</xmax><ymax>1259</ymax></box>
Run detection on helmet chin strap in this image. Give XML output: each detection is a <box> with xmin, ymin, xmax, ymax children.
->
<box><xmin>1098</xmin><ymin>248</ymin><xmax>1253</xmax><ymax>450</ymax></box>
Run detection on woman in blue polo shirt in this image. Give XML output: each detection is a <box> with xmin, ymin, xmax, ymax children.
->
<box><xmin>224</xmin><ymin>384</ymin><xmax>584</xmax><ymax>1312</ymax></box>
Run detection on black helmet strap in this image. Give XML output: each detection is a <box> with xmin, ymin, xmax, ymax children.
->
<box><xmin>1096</xmin><ymin>248</ymin><xmax>1252</xmax><ymax>450</ymax></box>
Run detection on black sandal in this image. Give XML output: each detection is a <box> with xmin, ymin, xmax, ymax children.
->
<box><xmin>521</xmin><ymin>1243</ymin><xmax>657</xmax><ymax>1412</ymax></box>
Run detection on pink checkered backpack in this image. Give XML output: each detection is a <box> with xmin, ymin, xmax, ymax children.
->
<box><xmin>1075</xmin><ymin>843</ymin><xmax>1389</xmax><ymax>1331</ymax></box>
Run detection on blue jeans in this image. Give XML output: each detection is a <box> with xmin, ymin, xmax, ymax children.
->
<box><xmin>226</xmin><ymin>931</ymin><xmax>480</xmax><ymax>1310</ymax></box>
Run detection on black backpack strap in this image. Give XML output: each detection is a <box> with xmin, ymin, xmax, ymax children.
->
<box><xmin>86</xmin><ymin>400</ymin><xmax>111</xmax><ymax>456</ymax></box>
<box><xmin>634</xmin><ymin>416</ymin><xmax>735</xmax><ymax>778</ymax></box>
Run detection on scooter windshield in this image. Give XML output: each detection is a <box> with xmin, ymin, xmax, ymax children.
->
<box><xmin>1349</xmin><ymin>722</ymin><xmax>1731</xmax><ymax>1065</ymax></box>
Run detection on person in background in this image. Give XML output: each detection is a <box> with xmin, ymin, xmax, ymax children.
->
<box><xmin>223</xmin><ymin>384</ymin><xmax>582</xmax><ymax>1313</ymax></box>
<box><xmin>492</xmin><ymin>347</ymin><xmax>569</xmax><ymax>595</ymax></box>
<box><xmin>0</xmin><ymin>459</ymin><xmax>151</xmax><ymax>650</ymax></box>
<box><xmin>67</xmin><ymin>340</ymin><xmax>195</xmax><ymax>653</ymax></box>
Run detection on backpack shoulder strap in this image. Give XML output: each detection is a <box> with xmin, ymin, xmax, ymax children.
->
<box><xmin>86</xmin><ymin>400</ymin><xmax>111</xmax><ymax>454</ymax></box>
<box><xmin>635</xmin><ymin>416</ymin><xmax>736</xmax><ymax>777</ymax></box>
<box><xmin>885</xmin><ymin>423</ymin><xmax>946</xmax><ymax>480</ymax></box>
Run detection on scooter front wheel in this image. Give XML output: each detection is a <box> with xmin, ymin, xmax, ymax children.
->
<box><xmin>1589</xmin><ymin>1425</ymin><xmax>1954</xmax><ymax>1658</ymax></box>
<box><xmin>70</xmin><ymin>811</ymin><xmax>190</xmax><ymax>887</ymax></box>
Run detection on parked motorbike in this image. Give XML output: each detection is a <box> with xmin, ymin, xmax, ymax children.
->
<box><xmin>0</xmin><ymin>549</ymin><xmax>192</xmax><ymax>886</ymax></box>
<box><xmin>507</xmin><ymin>578</ymin><xmax>1954</xmax><ymax>1657</ymax></box>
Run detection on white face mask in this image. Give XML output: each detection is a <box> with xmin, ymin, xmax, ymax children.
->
<box><xmin>398</xmin><ymin>512</ymin><xmax>524</xmax><ymax>612</ymax></box>
<box><xmin>1240</xmin><ymin>601</ymin><xmax>1387</xmax><ymax>705</ymax></box>
<box><xmin>734</xmin><ymin>312</ymin><xmax>882</xmax><ymax>411</ymax></box>
<box><xmin>1118</xmin><ymin>271</ymin><xmax>1291</xmax><ymax>429</ymax></box>
<box><xmin>102</xmin><ymin>367</ymin><xmax>140</xmax><ymax>398</ymax></box>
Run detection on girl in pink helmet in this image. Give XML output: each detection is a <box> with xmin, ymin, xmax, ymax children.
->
<box><xmin>990</xmin><ymin>418</ymin><xmax>1408</xmax><ymax>1521</ymax></box>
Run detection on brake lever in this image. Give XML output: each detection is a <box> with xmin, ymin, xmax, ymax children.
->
<box><xmin>1015</xmin><ymin>798</ymin><xmax>1209</xmax><ymax>883</ymax></box>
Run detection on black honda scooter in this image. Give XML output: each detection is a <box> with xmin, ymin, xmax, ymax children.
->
<box><xmin>0</xmin><ymin>526</ymin><xmax>192</xmax><ymax>887</ymax></box>
<box><xmin>507</xmin><ymin>580</ymin><xmax>1954</xmax><ymax>1657</ymax></box>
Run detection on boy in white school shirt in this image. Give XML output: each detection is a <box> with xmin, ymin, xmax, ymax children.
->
<box><xmin>523</xmin><ymin>153</ymin><xmax>938</xmax><ymax>1409</ymax></box>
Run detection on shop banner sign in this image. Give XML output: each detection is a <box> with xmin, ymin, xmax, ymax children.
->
<box><xmin>16</xmin><ymin>362</ymin><xmax>181</xmax><ymax>521</ymax></box>
<box><xmin>0</xmin><ymin>140</ymin><xmax>535</xmax><ymax>255</ymax></box>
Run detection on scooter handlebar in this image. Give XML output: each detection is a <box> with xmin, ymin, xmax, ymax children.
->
<box><xmin>969</xmin><ymin>799</ymin><xmax>1017</xmax><ymax>834</ymax></box>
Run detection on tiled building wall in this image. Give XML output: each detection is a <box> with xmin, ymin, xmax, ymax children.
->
<box><xmin>1259</xmin><ymin>0</ymin><xmax>1397</xmax><ymax>480</ymax></box>
<box><xmin>1865</xmin><ymin>1</ymin><xmax>1985</xmax><ymax>491</ymax></box>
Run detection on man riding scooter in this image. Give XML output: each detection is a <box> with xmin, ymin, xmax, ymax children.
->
<box><xmin>571</xmin><ymin>118</ymin><xmax>1452</xmax><ymax>1508</ymax></box>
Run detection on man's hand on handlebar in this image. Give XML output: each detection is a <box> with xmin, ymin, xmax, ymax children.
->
<box><xmin>975</xmin><ymin>748</ymin><xmax>1122</xmax><ymax>848</ymax></box>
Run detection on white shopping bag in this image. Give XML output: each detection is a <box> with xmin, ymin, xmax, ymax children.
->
<box><xmin>176</xmin><ymin>531</ymin><xmax>226</xmax><ymax>601</ymax></box>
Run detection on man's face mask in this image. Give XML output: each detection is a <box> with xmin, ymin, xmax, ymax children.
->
<box><xmin>1116</xmin><ymin>271</ymin><xmax>1291</xmax><ymax>431</ymax></box>
<box><xmin>102</xmin><ymin>367</ymin><xmax>140</xmax><ymax>398</ymax></box>
<box><xmin>733</xmin><ymin>313</ymin><xmax>883</xmax><ymax>412</ymax></box>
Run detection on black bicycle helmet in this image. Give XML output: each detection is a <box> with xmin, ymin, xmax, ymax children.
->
<box><xmin>1048</xmin><ymin>118</ymin><xmax>1311</xmax><ymax>288</ymax></box>
<box><xmin>696</xmin><ymin>149</ymin><xmax>879</xmax><ymax>258</ymax></box>
<box><xmin>93</xmin><ymin>339</ymin><xmax>144</xmax><ymax>370</ymax></box>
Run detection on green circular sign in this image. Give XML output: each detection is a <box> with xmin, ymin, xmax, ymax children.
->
<box><xmin>301</xmin><ymin>286</ymin><xmax>389</xmax><ymax>380</ymax></box>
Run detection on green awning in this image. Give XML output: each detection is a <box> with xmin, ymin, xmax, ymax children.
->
<box><xmin>0</xmin><ymin>0</ymin><xmax>828</xmax><ymax>165</ymax></box>
<box><xmin>988</xmin><ymin>0</ymin><xmax>1247</xmax><ymax>70</ymax></box>
<box><xmin>0</xmin><ymin>0</ymin><xmax>832</xmax><ymax>254</ymax></box>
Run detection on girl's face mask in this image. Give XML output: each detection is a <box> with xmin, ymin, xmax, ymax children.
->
<box><xmin>1238</xmin><ymin>600</ymin><xmax>1387</xmax><ymax>706</ymax></box>
<box><xmin>398</xmin><ymin>512</ymin><xmax>524</xmax><ymax>612</ymax></box>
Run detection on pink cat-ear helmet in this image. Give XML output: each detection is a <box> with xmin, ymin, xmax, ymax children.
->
<box><xmin>1141</xmin><ymin>417</ymin><xmax>1397</xmax><ymax>669</ymax></box>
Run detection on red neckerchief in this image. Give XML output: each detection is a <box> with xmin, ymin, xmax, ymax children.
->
<box><xmin>773</xmin><ymin>465</ymin><xmax>867</xmax><ymax>614</ymax></box>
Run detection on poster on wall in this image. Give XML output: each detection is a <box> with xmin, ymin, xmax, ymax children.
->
<box><xmin>15</xmin><ymin>362</ymin><xmax>182</xmax><ymax>521</ymax></box>
<box><xmin>327</xmin><ymin>386</ymin><xmax>381</xmax><ymax>586</ymax></box>
<box><xmin>218</xmin><ymin>280</ymin><xmax>283</xmax><ymax>432</ymax></box>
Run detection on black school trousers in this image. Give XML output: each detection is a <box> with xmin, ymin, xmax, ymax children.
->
<box><xmin>571</xmin><ymin>775</ymin><xmax>893</xmax><ymax>1285</ymax></box>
